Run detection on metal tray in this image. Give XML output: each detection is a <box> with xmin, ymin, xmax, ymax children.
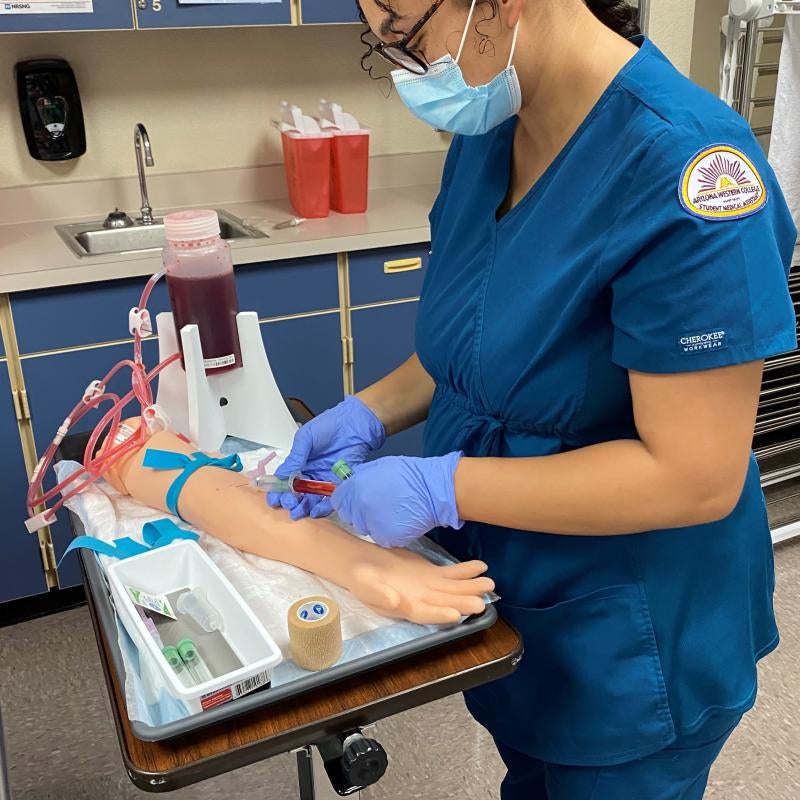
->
<box><xmin>75</xmin><ymin>520</ymin><xmax>496</xmax><ymax>742</ymax></box>
<box><xmin>59</xmin><ymin>411</ymin><xmax>497</xmax><ymax>745</ymax></box>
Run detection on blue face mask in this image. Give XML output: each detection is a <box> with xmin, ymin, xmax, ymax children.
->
<box><xmin>391</xmin><ymin>0</ymin><xmax>522</xmax><ymax>137</ymax></box>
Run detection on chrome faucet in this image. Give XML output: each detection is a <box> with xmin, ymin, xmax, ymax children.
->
<box><xmin>134</xmin><ymin>123</ymin><xmax>155</xmax><ymax>225</ymax></box>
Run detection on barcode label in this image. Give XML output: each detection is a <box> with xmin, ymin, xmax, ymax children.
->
<box><xmin>113</xmin><ymin>423</ymin><xmax>137</xmax><ymax>445</ymax></box>
<box><xmin>231</xmin><ymin>670</ymin><xmax>271</xmax><ymax>699</ymax></box>
<box><xmin>204</xmin><ymin>353</ymin><xmax>236</xmax><ymax>370</ymax></box>
<box><xmin>199</xmin><ymin>671</ymin><xmax>271</xmax><ymax>711</ymax></box>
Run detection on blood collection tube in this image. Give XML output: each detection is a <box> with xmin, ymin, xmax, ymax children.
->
<box><xmin>253</xmin><ymin>461</ymin><xmax>354</xmax><ymax>498</ymax></box>
<box><xmin>289</xmin><ymin>475</ymin><xmax>337</xmax><ymax>497</ymax></box>
<box><xmin>177</xmin><ymin>639</ymin><xmax>214</xmax><ymax>685</ymax></box>
<box><xmin>252</xmin><ymin>473</ymin><xmax>337</xmax><ymax>497</ymax></box>
<box><xmin>163</xmin><ymin>645</ymin><xmax>195</xmax><ymax>689</ymax></box>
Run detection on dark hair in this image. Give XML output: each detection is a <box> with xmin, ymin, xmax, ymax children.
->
<box><xmin>359</xmin><ymin>0</ymin><xmax>641</xmax><ymax>78</ymax></box>
<box><xmin>358</xmin><ymin>1</ymin><xmax>399</xmax><ymax>81</ymax></box>
<box><xmin>585</xmin><ymin>0</ymin><xmax>641</xmax><ymax>38</ymax></box>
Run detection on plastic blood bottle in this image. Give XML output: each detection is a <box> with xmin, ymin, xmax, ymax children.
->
<box><xmin>163</xmin><ymin>210</ymin><xmax>242</xmax><ymax>375</ymax></box>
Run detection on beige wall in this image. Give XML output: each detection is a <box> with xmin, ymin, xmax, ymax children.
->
<box><xmin>690</xmin><ymin>0</ymin><xmax>728</xmax><ymax>93</ymax></box>
<box><xmin>649</xmin><ymin>0</ymin><xmax>698</xmax><ymax>74</ymax></box>
<box><xmin>1</xmin><ymin>2</ymin><xmax>703</xmax><ymax>191</ymax></box>
<box><xmin>0</xmin><ymin>25</ymin><xmax>444</xmax><ymax>189</ymax></box>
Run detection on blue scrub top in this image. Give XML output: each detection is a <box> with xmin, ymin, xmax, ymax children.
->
<box><xmin>419</xmin><ymin>38</ymin><xmax>797</xmax><ymax>767</ymax></box>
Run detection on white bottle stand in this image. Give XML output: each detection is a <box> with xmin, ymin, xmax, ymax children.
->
<box><xmin>155</xmin><ymin>311</ymin><xmax>298</xmax><ymax>453</ymax></box>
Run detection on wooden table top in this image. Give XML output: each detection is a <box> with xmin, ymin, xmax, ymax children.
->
<box><xmin>85</xmin><ymin>580</ymin><xmax>522</xmax><ymax>793</ymax></box>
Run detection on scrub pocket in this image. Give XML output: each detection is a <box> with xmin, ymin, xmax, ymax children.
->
<box><xmin>466</xmin><ymin>584</ymin><xmax>675</xmax><ymax>767</ymax></box>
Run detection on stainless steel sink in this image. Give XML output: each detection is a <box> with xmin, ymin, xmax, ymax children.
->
<box><xmin>56</xmin><ymin>209</ymin><xmax>267</xmax><ymax>258</ymax></box>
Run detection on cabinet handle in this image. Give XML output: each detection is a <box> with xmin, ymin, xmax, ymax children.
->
<box><xmin>341</xmin><ymin>336</ymin><xmax>354</xmax><ymax>366</ymax></box>
<box><xmin>19</xmin><ymin>389</ymin><xmax>31</xmax><ymax>421</ymax></box>
<box><xmin>384</xmin><ymin>257</ymin><xmax>422</xmax><ymax>274</ymax></box>
<box><xmin>11</xmin><ymin>389</ymin><xmax>30</xmax><ymax>422</ymax></box>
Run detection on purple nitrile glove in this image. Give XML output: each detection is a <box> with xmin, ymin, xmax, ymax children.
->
<box><xmin>267</xmin><ymin>395</ymin><xmax>385</xmax><ymax>520</ymax></box>
<box><xmin>330</xmin><ymin>452</ymin><xmax>464</xmax><ymax>548</ymax></box>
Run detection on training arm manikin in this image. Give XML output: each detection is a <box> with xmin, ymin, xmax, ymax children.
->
<box><xmin>105</xmin><ymin>421</ymin><xmax>494</xmax><ymax>625</ymax></box>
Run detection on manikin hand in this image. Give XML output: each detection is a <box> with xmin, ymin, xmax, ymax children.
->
<box><xmin>349</xmin><ymin>547</ymin><xmax>492</xmax><ymax>625</ymax></box>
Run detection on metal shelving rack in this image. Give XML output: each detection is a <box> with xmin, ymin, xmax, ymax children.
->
<box><xmin>722</xmin><ymin>1</ymin><xmax>800</xmax><ymax>542</ymax></box>
<box><xmin>637</xmin><ymin>0</ymin><xmax>650</xmax><ymax>35</ymax></box>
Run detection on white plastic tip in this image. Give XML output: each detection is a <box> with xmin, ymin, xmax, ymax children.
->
<box><xmin>143</xmin><ymin>405</ymin><xmax>170</xmax><ymax>434</ymax></box>
<box><xmin>83</xmin><ymin>380</ymin><xmax>104</xmax><ymax>403</ymax></box>
<box><xmin>129</xmin><ymin>307</ymin><xmax>153</xmax><ymax>337</ymax></box>
<box><xmin>25</xmin><ymin>510</ymin><xmax>54</xmax><ymax>533</ymax></box>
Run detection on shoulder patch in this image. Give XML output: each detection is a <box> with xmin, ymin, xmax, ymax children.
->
<box><xmin>679</xmin><ymin>144</ymin><xmax>768</xmax><ymax>221</ymax></box>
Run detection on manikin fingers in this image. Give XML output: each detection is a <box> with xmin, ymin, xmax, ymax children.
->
<box><xmin>433</xmin><ymin>575</ymin><xmax>496</xmax><ymax>596</ymax></box>
<box><xmin>423</xmin><ymin>589</ymin><xmax>486</xmax><ymax>617</ymax></box>
<box><xmin>437</xmin><ymin>560</ymin><xmax>490</xmax><ymax>579</ymax></box>
<box><xmin>406</xmin><ymin>602</ymin><xmax>462</xmax><ymax>626</ymax></box>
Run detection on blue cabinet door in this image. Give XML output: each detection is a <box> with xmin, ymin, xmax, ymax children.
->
<box><xmin>262</xmin><ymin>312</ymin><xmax>343</xmax><ymax>417</ymax></box>
<box><xmin>136</xmin><ymin>0</ymin><xmax>291</xmax><ymax>29</ymax></box>
<box><xmin>0</xmin><ymin>1</ymin><xmax>133</xmax><ymax>33</ymax></box>
<box><xmin>301</xmin><ymin>0</ymin><xmax>360</xmax><ymax>24</ymax></box>
<box><xmin>12</xmin><ymin>256</ymin><xmax>338</xmax><ymax>355</ymax></box>
<box><xmin>12</xmin><ymin>276</ymin><xmax>171</xmax><ymax>355</ymax></box>
<box><xmin>237</xmin><ymin>256</ymin><xmax>339</xmax><ymax>320</ymax></box>
<box><xmin>22</xmin><ymin>340</ymin><xmax>158</xmax><ymax>589</ymax></box>
<box><xmin>0</xmin><ymin>363</ymin><xmax>48</xmax><ymax>603</ymax></box>
<box><xmin>348</xmin><ymin>244</ymin><xmax>430</xmax><ymax>307</ymax></box>
<box><xmin>351</xmin><ymin>300</ymin><xmax>425</xmax><ymax>456</ymax></box>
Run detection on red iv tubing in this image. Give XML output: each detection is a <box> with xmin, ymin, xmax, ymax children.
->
<box><xmin>25</xmin><ymin>270</ymin><xmax>182</xmax><ymax>532</ymax></box>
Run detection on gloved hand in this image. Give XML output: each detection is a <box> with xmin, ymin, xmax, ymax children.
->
<box><xmin>330</xmin><ymin>452</ymin><xmax>464</xmax><ymax>548</ymax></box>
<box><xmin>268</xmin><ymin>395</ymin><xmax>385</xmax><ymax>520</ymax></box>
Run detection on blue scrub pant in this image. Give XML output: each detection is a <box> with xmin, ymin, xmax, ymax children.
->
<box><xmin>494</xmin><ymin>713</ymin><xmax>741</xmax><ymax>800</ymax></box>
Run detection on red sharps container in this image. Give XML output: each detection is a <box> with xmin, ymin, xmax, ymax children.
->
<box><xmin>279</xmin><ymin>102</ymin><xmax>332</xmax><ymax>219</ymax></box>
<box><xmin>319</xmin><ymin>99</ymin><xmax>370</xmax><ymax>214</ymax></box>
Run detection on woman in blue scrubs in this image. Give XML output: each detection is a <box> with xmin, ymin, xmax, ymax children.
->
<box><xmin>271</xmin><ymin>1</ymin><xmax>798</xmax><ymax>796</ymax></box>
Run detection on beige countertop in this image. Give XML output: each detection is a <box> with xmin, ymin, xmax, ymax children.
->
<box><xmin>4</xmin><ymin>139</ymin><xmax>790</xmax><ymax>296</ymax></box>
<box><xmin>0</xmin><ymin>183</ymin><xmax>439</xmax><ymax>294</ymax></box>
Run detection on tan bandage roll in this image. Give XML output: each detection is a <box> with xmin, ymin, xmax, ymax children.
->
<box><xmin>287</xmin><ymin>596</ymin><xmax>343</xmax><ymax>671</ymax></box>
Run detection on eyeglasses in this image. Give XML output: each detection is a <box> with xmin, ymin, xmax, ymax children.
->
<box><xmin>369</xmin><ymin>0</ymin><xmax>446</xmax><ymax>75</ymax></box>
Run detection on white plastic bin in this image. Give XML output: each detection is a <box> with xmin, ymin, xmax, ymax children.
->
<box><xmin>107</xmin><ymin>540</ymin><xmax>282</xmax><ymax>715</ymax></box>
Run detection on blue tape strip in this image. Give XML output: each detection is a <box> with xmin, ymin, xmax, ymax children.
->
<box><xmin>142</xmin><ymin>518</ymin><xmax>199</xmax><ymax>548</ymax></box>
<box><xmin>114</xmin><ymin>537</ymin><xmax>153</xmax><ymax>559</ymax></box>
<box><xmin>142</xmin><ymin>449</ymin><xmax>242</xmax><ymax>521</ymax></box>
<box><xmin>57</xmin><ymin>449</ymin><xmax>236</xmax><ymax>568</ymax></box>
<box><xmin>58</xmin><ymin>518</ymin><xmax>200</xmax><ymax>567</ymax></box>
<box><xmin>58</xmin><ymin>535</ymin><xmax>149</xmax><ymax>566</ymax></box>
